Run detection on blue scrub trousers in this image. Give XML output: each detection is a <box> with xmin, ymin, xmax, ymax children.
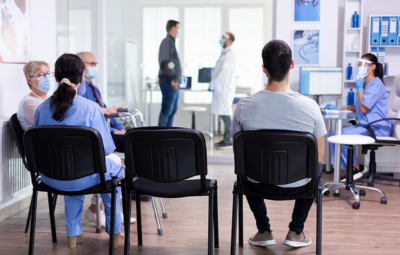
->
<box><xmin>330</xmin><ymin>125</ymin><xmax>370</xmax><ymax>169</ymax></box>
<box><xmin>42</xmin><ymin>167</ymin><xmax>123</xmax><ymax>237</ymax></box>
<box><xmin>158</xmin><ymin>75</ymin><xmax>179</xmax><ymax>127</ymax></box>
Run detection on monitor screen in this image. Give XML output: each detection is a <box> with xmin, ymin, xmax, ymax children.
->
<box><xmin>180</xmin><ymin>76</ymin><xmax>192</xmax><ymax>89</ymax></box>
<box><xmin>198</xmin><ymin>68</ymin><xmax>214</xmax><ymax>83</ymax></box>
<box><xmin>299</xmin><ymin>67</ymin><xmax>343</xmax><ymax>95</ymax></box>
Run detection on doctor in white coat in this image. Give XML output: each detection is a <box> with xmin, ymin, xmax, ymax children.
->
<box><xmin>210</xmin><ymin>32</ymin><xmax>237</xmax><ymax>148</ymax></box>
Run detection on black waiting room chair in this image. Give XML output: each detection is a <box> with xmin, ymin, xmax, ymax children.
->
<box><xmin>8</xmin><ymin>113</ymin><xmax>58</xmax><ymax>234</ymax></box>
<box><xmin>23</xmin><ymin>126</ymin><xmax>126</xmax><ymax>255</ymax></box>
<box><xmin>123</xmin><ymin>127</ymin><xmax>219</xmax><ymax>255</ymax></box>
<box><xmin>230</xmin><ymin>130</ymin><xmax>322</xmax><ymax>255</ymax></box>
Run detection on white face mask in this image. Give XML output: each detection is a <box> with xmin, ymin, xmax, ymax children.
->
<box><xmin>356</xmin><ymin>59</ymin><xmax>373</xmax><ymax>80</ymax></box>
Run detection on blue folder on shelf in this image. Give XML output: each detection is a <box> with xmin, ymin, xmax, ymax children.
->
<box><xmin>371</xmin><ymin>16</ymin><xmax>381</xmax><ymax>45</ymax></box>
<box><xmin>388</xmin><ymin>16</ymin><xmax>398</xmax><ymax>45</ymax></box>
<box><xmin>380</xmin><ymin>17</ymin><xmax>389</xmax><ymax>45</ymax></box>
<box><xmin>378</xmin><ymin>47</ymin><xmax>386</xmax><ymax>64</ymax></box>
<box><xmin>398</xmin><ymin>17</ymin><xmax>400</xmax><ymax>45</ymax></box>
<box><xmin>371</xmin><ymin>47</ymin><xmax>378</xmax><ymax>57</ymax></box>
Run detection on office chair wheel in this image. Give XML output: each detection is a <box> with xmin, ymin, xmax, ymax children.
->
<box><xmin>359</xmin><ymin>190</ymin><xmax>366</xmax><ymax>196</ymax></box>
<box><xmin>323</xmin><ymin>190</ymin><xmax>330</xmax><ymax>196</ymax></box>
<box><xmin>367</xmin><ymin>182</ymin><xmax>374</xmax><ymax>187</ymax></box>
<box><xmin>352</xmin><ymin>202</ymin><xmax>360</xmax><ymax>210</ymax></box>
<box><xmin>381</xmin><ymin>197</ymin><xmax>387</xmax><ymax>204</ymax></box>
<box><xmin>333</xmin><ymin>192</ymin><xmax>340</xmax><ymax>197</ymax></box>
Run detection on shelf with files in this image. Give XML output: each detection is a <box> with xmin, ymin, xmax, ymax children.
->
<box><xmin>368</xmin><ymin>15</ymin><xmax>400</xmax><ymax>77</ymax></box>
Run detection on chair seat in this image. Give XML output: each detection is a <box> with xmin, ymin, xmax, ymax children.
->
<box><xmin>37</xmin><ymin>178</ymin><xmax>116</xmax><ymax>196</ymax></box>
<box><xmin>328</xmin><ymin>135</ymin><xmax>375</xmax><ymax>145</ymax></box>
<box><xmin>182</xmin><ymin>106</ymin><xmax>207</xmax><ymax>112</ymax></box>
<box><xmin>133</xmin><ymin>178</ymin><xmax>212</xmax><ymax>198</ymax></box>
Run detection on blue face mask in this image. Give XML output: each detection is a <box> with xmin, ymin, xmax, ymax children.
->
<box><xmin>86</xmin><ymin>65</ymin><xmax>99</xmax><ymax>79</ymax></box>
<box><xmin>176</xmin><ymin>29</ymin><xmax>181</xmax><ymax>38</ymax></box>
<box><xmin>36</xmin><ymin>76</ymin><xmax>54</xmax><ymax>93</ymax></box>
<box><xmin>219</xmin><ymin>38</ymin><xmax>225</xmax><ymax>47</ymax></box>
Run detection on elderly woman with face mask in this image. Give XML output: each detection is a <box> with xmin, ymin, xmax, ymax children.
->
<box><xmin>17</xmin><ymin>61</ymin><xmax>53</xmax><ymax>130</ymax></box>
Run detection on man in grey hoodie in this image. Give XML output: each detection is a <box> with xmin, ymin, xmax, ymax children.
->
<box><xmin>158</xmin><ymin>20</ymin><xmax>182</xmax><ymax>127</ymax></box>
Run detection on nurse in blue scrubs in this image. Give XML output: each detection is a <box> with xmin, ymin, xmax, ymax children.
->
<box><xmin>331</xmin><ymin>53</ymin><xmax>391</xmax><ymax>173</ymax></box>
<box><xmin>34</xmin><ymin>54</ymin><xmax>124</xmax><ymax>249</ymax></box>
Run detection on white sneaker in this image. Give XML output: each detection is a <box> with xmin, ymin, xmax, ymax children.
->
<box><xmin>85</xmin><ymin>209</ymin><xmax>106</xmax><ymax>228</ymax></box>
<box><xmin>121</xmin><ymin>211</ymin><xmax>136</xmax><ymax>224</ymax></box>
<box><xmin>340</xmin><ymin>166</ymin><xmax>368</xmax><ymax>183</ymax></box>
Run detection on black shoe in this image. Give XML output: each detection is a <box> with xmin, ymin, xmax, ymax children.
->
<box><xmin>132</xmin><ymin>194</ymin><xmax>152</xmax><ymax>201</ymax></box>
<box><xmin>215</xmin><ymin>141</ymin><xmax>232</xmax><ymax>148</ymax></box>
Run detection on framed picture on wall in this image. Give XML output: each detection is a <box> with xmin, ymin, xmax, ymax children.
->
<box><xmin>0</xmin><ymin>0</ymin><xmax>31</xmax><ymax>63</ymax></box>
<box><xmin>294</xmin><ymin>0</ymin><xmax>321</xmax><ymax>22</ymax></box>
<box><xmin>292</xmin><ymin>30</ymin><xmax>320</xmax><ymax>65</ymax></box>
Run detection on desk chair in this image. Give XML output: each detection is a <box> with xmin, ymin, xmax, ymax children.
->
<box><xmin>323</xmin><ymin>135</ymin><xmax>387</xmax><ymax>209</ymax></box>
<box><xmin>230</xmin><ymin>130</ymin><xmax>322</xmax><ymax>255</ymax></box>
<box><xmin>8</xmin><ymin>114</ymin><xmax>58</xmax><ymax>234</ymax></box>
<box><xmin>361</xmin><ymin>75</ymin><xmax>400</xmax><ymax>186</ymax></box>
<box><xmin>24</xmin><ymin>126</ymin><xmax>126</xmax><ymax>255</ymax></box>
<box><xmin>123</xmin><ymin>127</ymin><xmax>219</xmax><ymax>255</ymax></box>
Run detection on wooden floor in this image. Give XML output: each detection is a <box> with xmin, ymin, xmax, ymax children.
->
<box><xmin>1</xmin><ymin>164</ymin><xmax>400</xmax><ymax>255</ymax></box>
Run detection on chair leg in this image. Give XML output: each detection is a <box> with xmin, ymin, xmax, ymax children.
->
<box><xmin>124</xmin><ymin>183</ymin><xmax>132</xmax><ymax>255</ymax></box>
<box><xmin>52</xmin><ymin>194</ymin><xmax>58</xmax><ymax>212</ymax></box>
<box><xmin>151</xmin><ymin>197</ymin><xmax>163</xmax><ymax>235</ymax></box>
<box><xmin>230</xmin><ymin>191</ymin><xmax>238</xmax><ymax>255</ymax></box>
<box><xmin>109</xmin><ymin>186</ymin><xmax>116</xmax><ymax>255</ymax></box>
<box><xmin>28</xmin><ymin>189</ymin><xmax>38</xmax><ymax>255</ymax></box>
<box><xmin>208</xmin><ymin>189</ymin><xmax>214</xmax><ymax>255</ymax></box>
<box><xmin>95</xmin><ymin>194</ymin><xmax>102</xmax><ymax>233</ymax></box>
<box><xmin>160</xmin><ymin>198</ymin><xmax>168</xmax><ymax>218</ymax></box>
<box><xmin>47</xmin><ymin>193</ymin><xmax>57</xmax><ymax>243</ymax></box>
<box><xmin>25</xmin><ymin>194</ymin><xmax>33</xmax><ymax>233</ymax></box>
<box><xmin>316</xmin><ymin>189</ymin><xmax>322</xmax><ymax>255</ymax></box>
<box><xmin>238</xmin><ymin>194</ymin><xmax>244</xmax><ymax>247</ymax></box>
<box><xmin>213</xmin><ymin>187</ymin><xmax>219</xmax><ymax>249</ymax></box>
<box><xmin>136</xmin><ymin>194</ymin><xmax>143</xmax><ymax>246</ymax></box>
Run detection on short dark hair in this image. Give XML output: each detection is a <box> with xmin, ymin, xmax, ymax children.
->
<box><xmin>226</xmin><ymin>32</ymin><xmax>235</xmax><ymax>42</ymax></box>
<box><xmin>166</xmin><ymin>20</ymin><xmax>180</xmax><ymax>32</ymax></box>
<box><xmin>262</xmin><ymin>40</ymin><xmax>292</xmax><ymax>82</ymax></box>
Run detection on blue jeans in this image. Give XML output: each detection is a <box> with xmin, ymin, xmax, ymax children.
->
<box><xmin>245</xmin><ymin>164</ymin><xmax>322</xmax><ymax>233</ymax></box>
<box><xmin>158</xmin><ymin>75</ymin><xmax>179</xmax><ymax>127</ymax></box>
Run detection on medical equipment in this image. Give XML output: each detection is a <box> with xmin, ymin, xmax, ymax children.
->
<box><xmin>299</xmin><ymin>67</ymin><xmax>343</xmax><ymax>96</ymax></box>
<box><xmin>356</xmin><ymin>58</ymin><xmax>373</xmax><ymax>80</ymax></box>
<box><xmin>105</xmin><ymin>108</ymin><xmax>168</xmax><ymax>235</ymax></box>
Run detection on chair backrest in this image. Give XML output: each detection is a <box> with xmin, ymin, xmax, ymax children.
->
<box><xmin>388</xmin><ymin>75</ymin><xmax>400</xmax><ymax>139</ymax></box>
<box><xmin>9</xmin><ymin>113</ymin><xmax>27</xmax><ymax>167</ymax></box>
<box><xmin>234</xmin><ymin>130</ymin><xmax>318</xmax><ymax>198</ymax></box>
<box><xmin>24</xmin><ymin>126</ymin><xmax>107</xmax><ymax>189</ymax></box>
<box><xmin>124</xmin><ymin>127</ymin><xmax>208</xmax><ymax>184</ymax></box>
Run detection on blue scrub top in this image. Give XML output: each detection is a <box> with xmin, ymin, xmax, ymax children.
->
<box><xmin>34</xmin><ymin>96</ymin><xmax>122</xmax><ymax>191</ymax></box>
<box><xmin>78</xmin><ymin>80</ymin><xmax>125</xmax><ymax>133</ymax></box>
<box><xmin>355</xmin><ymin>77</ymin><xmax>391</xmax><ymax>136</ymax></box>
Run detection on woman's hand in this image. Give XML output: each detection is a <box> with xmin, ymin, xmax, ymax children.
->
<box><xmin>355</xmin><ymin>78</ymin><xmax>365</xmax><ymax>92</ymax></box>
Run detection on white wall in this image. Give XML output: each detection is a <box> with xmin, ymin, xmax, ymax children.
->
<box><xmin>275</xmin><ymin>0</ymin><xmax>339</xmax><ymax>94</ymax></box>
<box><xmin>0</xmin><ymin>0</ymin><xmax>56</xmax><ymax>120</ymax></box>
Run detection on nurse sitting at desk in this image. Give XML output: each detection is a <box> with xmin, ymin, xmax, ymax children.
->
<box><xmin>331</xmin><ymin>53</ymin><xmax>391</xmax><ymax>177</ymax></box>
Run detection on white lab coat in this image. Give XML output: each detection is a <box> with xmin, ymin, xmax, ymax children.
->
<box><xmin>210</xmin><ymin>47</ymin><xmax>237</xmax><ymax>116</ymax></box>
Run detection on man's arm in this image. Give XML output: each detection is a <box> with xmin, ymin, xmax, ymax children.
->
<box><xmin>316</xmin><ymin>136</ymin><xmax>325</xmax><ymax>163</ymax></box>
<box><xmin>159</xmin><ymin>39</ymin><xmax>179</xmax><ymax>83</ymax></box>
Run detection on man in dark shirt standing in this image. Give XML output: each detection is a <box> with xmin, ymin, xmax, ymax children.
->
<box><xmin>158</xmin><ymin>20</ymin><xmax>182</xmax><ymax>127</ymax></box>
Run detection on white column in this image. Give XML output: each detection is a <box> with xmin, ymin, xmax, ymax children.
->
<box><xmin>91</xmin><ymin>0</ymin><xmax>107</xmax><ymax>102</ymax></box>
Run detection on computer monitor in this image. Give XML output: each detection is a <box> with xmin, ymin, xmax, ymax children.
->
<box><xmin>180</xmin><ymin>76</ymin><xmax>192</xmax><ymax>89</ymax></box>
<box><xmin>299</xmin><ymin>67</ymin><xmax>343</xmax><ymax>95</ymax></box>
<box><xmin>198</xmin><ymin>68</ymin><xmax>214</xmax><ymax>83</ymax></box>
